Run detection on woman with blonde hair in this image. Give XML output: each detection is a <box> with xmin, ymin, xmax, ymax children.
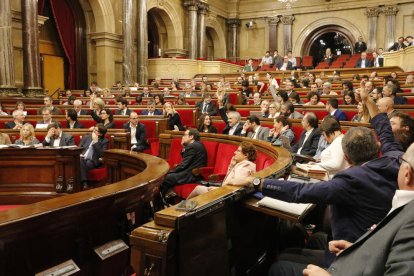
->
<box><xmin>15</xmin><ymin>123</ymin><xmax>39</xmax><ymax>146</ymax></box>
<box><xmin>187</xmin><ymin>141</ymin><xmax>257</xmax><ymax>198</ymax></box>
<box><xmin>215</xmin><ymin>87</ymin><xmax>228</xmax><ymax>105</ymax></box>
<box><xmin>351</xmin><ymin>102</ymin><xmax>370</xmax><ymax>123</ymax></box>
<box><xmin>163</xmin><ymin>102</ymin><xmax>184</xmax><ymax>131</ymax></box>
<box><xmin>267</xmin><ymin>102</ymin><xmax>281</xmax><ymax>119</ymax></box>
<box><xmin>89</xmin><ymin>94</ymin><xmax>105</xmax><ymax>116</ymax></box>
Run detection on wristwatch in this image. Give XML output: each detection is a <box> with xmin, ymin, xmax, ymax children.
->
<box><xmin>252</xmin><ymin>177</ymin><xmax>262</xmax><ymax>191</ymax></box>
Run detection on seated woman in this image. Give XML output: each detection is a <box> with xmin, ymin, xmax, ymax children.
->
<box><xmin>268</xmin><ymin>102</ymin><xmax>281</xmax><ymax>119</ymax></box>
<box><xmin>304</xmin><ymin>91</ymin><xmax>325</xmax><ymax>106</ymax></box>
<box><xmin>322</xmin><ymin>48</ymin><xmax>334</xmax><ymax>65</ymax></box>
<box><xmin>288</xmin><ymin>92</ymin><xmax>303</xmax><ymax>105</ymax></box>
<box><xmin>91</xmin><ymin>108</ymin><xmax>115</xmax><ymax>129</ymax></box>
<box><xmin>14</xmin><ymin>101</ymin><xmax>27</xmax><ymax>115</ymax></box>
<box><xmin>343</xmin><ymin>91</ymin><xmax>356</xmax><ymax>105</ymax></box>
<box><xmin>15</xmin><ymin>123</ymin><xmax>39</xmax><ymax>146</ymax></box>
<box><xmin>154</xmin><ymin>94</ymin><xmax>165</xmax><ymax>106</ymax></box>
<box><xmin>0</xmin><ymin>103</ymin><xmax>8</xmax><ymax>116</ymax></box>
<box><xmin>276</xmin><ymin>90</ymin><xmax>289</xmax><ymax>104</ymax></box>
<box><xmin>89</xmin><ymin>94</ymin><xmax>105</xmax><ymax>116</ymax></box>
<box><xmin>164</xmin><ymin>102</ymin><xmax>184</xmax><ymax>131</ymax></box>
<box><xmin>351</xmin><ymin>102</ymin><xmax>370</xmax><ymax>123</ymax></box>
<box><xmin>176</xmin><ymin>95</ymin><xmax>189</xmax><ymax>106</ymax></box>
<box><xmin>316</xmin><ymin>116</ymin><xmax>349</xmax><ymax>177</ymax></box>
<box><xmin>216</xmin><ymin>87</ymin><xmax>229</xmax><ymax>106</ymax></box>
<box><xmin>198</xmin><ymin>114</ymin><xmax>217</xmax><ymax>133</ymax></box>
<box><xmin>267</xmin><ymin>115</ymin><xmax>295</xmax><ymax>146</ymax></box>
<box><xmin>187</xmin><ymin>142</ymin><xmax>257</xmax><ymax>199</ymax></box>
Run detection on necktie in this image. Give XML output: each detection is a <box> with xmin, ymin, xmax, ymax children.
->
<box><xmin>202</xmin><ymin>104</ymin><xmax>207</xmax><ymax>113</ymax></box>
<box><xmin>85</xmin><ymin>142</ymin><xmax>94</xmax><ymax>160</ymax></box>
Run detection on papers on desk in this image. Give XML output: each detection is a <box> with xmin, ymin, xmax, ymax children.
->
<box><xmin>257</xmin><ymin>197</ymin><xmax>313</xmax><ymax>217</ymax></box>
<box><xmin>0</xmin><ymin>145</ymin><xmax>10</xmax><ymax>149</ymax></box>
<box><xmin>295</xmin><ymin>163</ymin><xmax>327</xmax><ymax>175</ymax></box>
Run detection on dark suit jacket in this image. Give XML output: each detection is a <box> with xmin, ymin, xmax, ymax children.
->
<box><xmin>222</xmin><ymin>122</ymin><xmax>243</xmax><ymax>136</ymax></box>
<box><xmin>272</xmin><ymin>56</ymin><xmax>283</xmax><ymax>69</ymax></box>
<box><xmin>263</xmin><ymin>114</ymin><xmax>402</xmax><ymax>242</ymax></box>
<box><xmin>372</xmin><ymin>57</ymin><xmax>383</xmax><ymax>67</ymax></box>
<box><xmin>37</xmin><ymin>106</ymin><xmax>62</xmax><ymax>115</ymax></box>
<box><xmin>198</xmin><ymin>125</ymin><xmax>217</xmax><ymax>134</ymax></box>
<box><xmin>388</xmin><ymin>42</ymin><xmax>406</xmax><ymax>51</ymax></box>
<box><xmin>167</xmin><ymin>113</ymin><xmax>184</xmax><ymax>131</ymax></box>
<box><xmin>141</xmin><ymin>109</ymin><xmax>162</xmax><ymax>116</ymax></box>
<box><xmin>291</xmin><ymin>128</ymin><xmax>320</xmax><ymax>156</ymax></box>
<box><xmin>354</xmin><ymin>41</ymin><xmax>367</xmax><ymax>53</ymax></box>
<box><xmin>327</xmin><ymin>200</ymin><xmax>414</xmax><ymax>275</ymax></box>
<box><xmin>4</xmin><ymin>121</ymin><xmax>27</xmax><ymax>129</ymax></box>
<box><xmin>394</xmin><ymin>95</ymin><xmax>407</xmax><ymax>105</ymax></box>
<box><xmin>42</xmin><ymin>132</ymin><xmax>75</xmax><ymax>147</ymax></box>
<box><xmin>277</xmin><ymin>61</ymin><xmax>293</xmax><ymax>70</ymax></box>
<box><xmin>115</xmin><ymin>108</ymin><xmax>132</xmax><ymax>116</ymax></box>
<box><xmin>196</xmin><ymin>101</ymin><xmax>218</xmax><ymax>116</ymax></box>
<box><xmin>355</xmin><ymin>58</ymin><xmax>373</xmax><ymax>68</ymax></box>
<box><xmin>78</xmin><ymin>109</ymin><xmax>89</xmax><ymax>116</ymax></box>
<box><xmin>168</xmin><ymin>141</ymin><xmax>207</xmax><ymax>184</ymax></box>
<box><xmin>66</xmin><ymin>120</ymin><xmax>85</xmax><ymax>129</ymax></box>
<box><xmin>90</xmin><ymin>112</ymin><xmax>115</xmax><ymax>129</ymax></box>
<box><xmin>123</xmin><ymin>122</ymin><xmax>149</xmax><ymax>151</ymax></box>
<box><xmin>79</xmin><ymin>135</ymin><xmax>109</xmax><ymax>167</ymax></box>
<box><xmin>333</xmin><ymin>109</ymin><xmax>348</xmax><ymax>121</ymax></box>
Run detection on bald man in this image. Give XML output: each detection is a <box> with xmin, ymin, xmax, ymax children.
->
<box><xmin>376</xmin><ymin>97</ymin><xmax>397</xmax><ymax>118</ymax></box>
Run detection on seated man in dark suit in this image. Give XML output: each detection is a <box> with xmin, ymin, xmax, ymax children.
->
<box><xmin>115</xmin><ymin>97</ymin><xmax>132</xmax><ymax>116</ymax></box>
<box><xmin>5</xmin><ymin>110</ymin><xmax>26</xmax><ymax>129</ymax></box>
<box><xmin>355</xmin><ymin>52</ymin><xmax>373</xmax><ymax>68</ymax></box>
<box><xmin>73</xmin><ymin>99</ymin><xmax>88</xmax><ymax>116</ymax></box>
<box><xmin>371</xmin><ymin>52</ymin><xmax>383</xmax><ymax>68</ymax></box>
<box><xmin>37</xmin><ymin>96</ymin><xmax>62</xmax><ymax>115</ymax></box>
<box><xmin>278</xmin><ymin>55</ymin><xmax>293</xmax><ymax>71</ymax></box>
<box><xmin>272</xmin><ymin>143</ymin><xmax>414</xmax><ymax>276</ymax></box>
<box><xmin>141</xmin><ymin>101</ymin><xmax>162</xmax><ymax>116</ymax></box>
<box><xmin>388</xmin><ymin>36</ymin><xmax>407</xmax><ymax>51</ymax></box>
<box><xmin>37</xmin><ymin>107</ymin><xmax>55</xmax><ymax>127</ymax></box>
<box><xmin>326</xmin><ymin>98</ymin><xmax>347</xmax><ymax>121</ymax></box>
<box><xmin>382</xmin><ymin>83</ymin><xmax>407</xmax><ymax>105</ymax></box>
<box><xmin>196</xmin><ymin>94</ymin><xmax>217</xmax><ymax>116</ymax></box>
<box><xmin>65</xmin><ymin>109</ymin><xmax>85</xmax><ymax>129</ymax></box>
<box><xmin>141</xmin><ymin>86</ymin><xmax>152</xmax><ymax>98</ymax></box>
<box><xmin>161</xmin><ymin>128</ymin><xmax>207</xmax><ymax>196</ymax></box>
<box><xmin>291</xmin><ymin>112</ymin><xmax>320</xmax><ymax>156</ymax></box>
<box><xmin>79</xmin><ymin>124</ymin><xmax>109</xmax><ymax>189</ymax></box>
<box><xmin>220</xmin><ymin>111</ymin><xmax>243</xmax><ymax>136</ymax></box>
<box><xmin>123</xmin><ymin>112</ymin><xmax>149</xmax><ymax>152</ymax></box>
<box><xmin>42</xmin><ymin>122</ymin><xmax>75</xmax><ymax>147</ymax></box>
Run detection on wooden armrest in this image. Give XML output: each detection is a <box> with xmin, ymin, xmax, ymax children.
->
<box><xmin>192</xmin><ymin>167</ymin><xmax>214</xmax><ymax>177</ymax></box>
<box><xmin>208</xmin><ymin>173</ymin><xmax>226</xmax><ymax>181</ymax></box>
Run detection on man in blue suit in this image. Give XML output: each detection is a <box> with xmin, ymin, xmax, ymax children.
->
<box><xmin>326</xmin><ymin>98</ymin><xmax>347</xmax><ymax>121</ymax></box>
<box><xmin>140</xmin><ymin>101</ymin><xmax>162</xmax><ymax>116</ymax></box>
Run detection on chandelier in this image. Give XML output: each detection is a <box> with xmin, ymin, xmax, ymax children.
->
<box><xmin>278</xmin><ymin>0</ymin><xmax>297</xmax><ymax>9</ymax></box>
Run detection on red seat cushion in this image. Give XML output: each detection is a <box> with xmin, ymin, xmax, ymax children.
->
<box><xmin>87</xmin><ymin>167</ymin><xmax>107</xmax><ymax>181</ymax></box>
<box><xmin>292</xmin><ymin>125</ymin><xmax>303</xmax><ymax>143</ymax></box>
<box><xmin>0</xmin><ymin>205</ymin><xmax>21</xmax><ymax>211</ymax></box>
<box><xmin>256</xmin><ymin>152</ymin><xmax>274</xmax><ymax>171</ymax></box>
<box><xmin>175</xmin><ymin>109</ymin><xmax>195</xmax><ymax>128</ymax></box>
<box><xmin>213</xmin><ymin>144</ymin><xmax>238</xmax><ymax>175</ymax></box>
<box><xmin>167</xmin><ymin>138</ymin><xmax>183</xmax><ymax>169</ymax></box>
<box><xmin>173</xmin><ymin>183</ymin><xmax>199</xmax><ymax>199</ymax></box>
<box><xmin>201</xmin><ymin>140</ymin><xmax>219</xmax><ymax>167</ymax></box>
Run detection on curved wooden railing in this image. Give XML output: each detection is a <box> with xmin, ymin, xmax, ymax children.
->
<box><xmin>0</xmin><ymin>150</ymin><xmax>169</xmax><ymax>275</ymax></box>
<box><xmin>131</xmin><ymin>132</ymin><xmax>293</xmax><ymax>276</ymax></box>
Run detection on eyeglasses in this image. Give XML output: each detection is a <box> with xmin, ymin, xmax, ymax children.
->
<box><xmin>399</xmin><ymin>156</ymin><xmax>414</xmax><ymax>171</ymax></box>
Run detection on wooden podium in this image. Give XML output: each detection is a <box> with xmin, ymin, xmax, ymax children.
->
<box><xmin>0</xmin><ymin>147</ymin><xmax>83</xmax><ymax>204</ymax></box>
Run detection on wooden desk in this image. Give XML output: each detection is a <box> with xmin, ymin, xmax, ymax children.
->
<box><xmin>0</xmin><ymin>147</ymin><xmax>83</xmax><ymax>204</ymax></box>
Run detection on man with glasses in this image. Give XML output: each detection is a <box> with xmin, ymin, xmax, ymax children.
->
<box><xmin>161</xmin><ymin>128</ymin><xmax>207</xmax><ymax>199</ymax></box>
<box><xmin>5</xmin><ymin>110</ymin><xmax>27</xmax><ymax>129</ymax></box>
<box><xmin>123</xmin><ymin>112</ymin><xmax>148</xmax><ymax>152</ymax></box>
<box><xmin>79</xmin><ymin>124</ymin><xmax>109</xmax><ymax>189</ymax></box>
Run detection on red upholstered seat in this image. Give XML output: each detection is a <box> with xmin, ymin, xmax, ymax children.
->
<box><xmin>214</xmin><ymin>121</ymin><xmax>227</xmax><ymax>133</ymax></box>
<box><xmin>167</xmin><ymin>138</ymin><xmax>183</xmax><ymax>169</ymax></box>
<box><xmin>87</xmin><ymin>167</ymin><xmax>107</xmax><ymax>184</ymax></box>
<box><xmin>175</xmin><ymin>109</ymin><xmax>195</xmax><ymax>128</ymax></box>
<box><xmin>0</xmin><ymin>205</ymin><xmax>21</xmax><ymax>212</ymax></box>
<box><xmin>173</xmin><ymin>183</ymin><xmax>199</xmax><ymax>199</ymax></box>
<box><xmin>210</xmin><ymin>143</ymin><xmax>238</xmax><ymax>179</ymax></box>
<box><xmin>291</xmin><ymin>125</ymin><xmax>303</xmax><ymax>143</ymax></box>
<box><xmin>255</xmin><ymin>152</ymin><xmax>274</xmax><ymax>171</ymax></box>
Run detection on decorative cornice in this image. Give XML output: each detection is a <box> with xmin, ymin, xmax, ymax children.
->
<box><xmin>382</xmin><ymin>5</ymin><xmax>398</xmax><ymax>16</ymax></box>
<box><xmin>366</xmin><ymin>7</ymin><xmax>380</xmax><ymax>17</ymax></box>
<box><xmin>266</xmin><ymin>16</ymin><xmax>280</xmax><ymax>26</ymax></box>
<box><xmin>184</xmin><ymin>0</ymin><xmax>199</xmax><ymax>11</ymax></box>
<box><xmin>281</xmin><ymin>15</ymin><xmax>295</xmax><ymax>25</ymax></box>
<box><xmin>198</xmin><ymin>2</ymin><xmax>209</xmax><ymax>14</ymax></box>
<box><xmin>227</xmin><ymin>18</ymin><xmax>241</xmax><ymax>26</ymax></box>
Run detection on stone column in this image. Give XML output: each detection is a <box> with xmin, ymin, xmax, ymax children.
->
<box><xmin>281</xmin><ymin>15</ymin><xmax>294</xmax><ymax>55</ymax></box>
<box><xmin>0</xmin><ymin>0</ymin><xmax>18</xmax><ymax>96</ymax></box>
<box><xmin>366</xmin><ymin>7</ymin><xmax>380</xmax><ymax>52</ymax></box>
<box><xmin>197</xmin><ymin>2</ymin><xmax>209</xmax><ymax>59</ymax></box>
<box><xmin>382</xmin><ymin>6</ymin><xmax>398</xmax><ymax>50</ymax></box>
<box><xmin>21</xmin><ymin>0</ymin><xmax>43</xmax><ymax>97</ymax></box>
<box><xmin>137</xmin><ymin>0</ymin><xmax>148</xmax><ymax>85</ymax></box>
<box><xmin>227</xmin><ymin>19</ymin><xmax>241</xmax><ymax>61</ymax></box>
<box><xmin>267</xmin><ymin>17</ymin><xmax>280</xmax><ymax>52</ymax></box>
<box><xmin>184</xmin><ymin>0</ymin><xmax>199</xmax><ymax>60</ymax></box>
<box><xmin>123</xmin><ymin>0</ymin><xmax>133</xmax><ymax>86</ymax></box>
